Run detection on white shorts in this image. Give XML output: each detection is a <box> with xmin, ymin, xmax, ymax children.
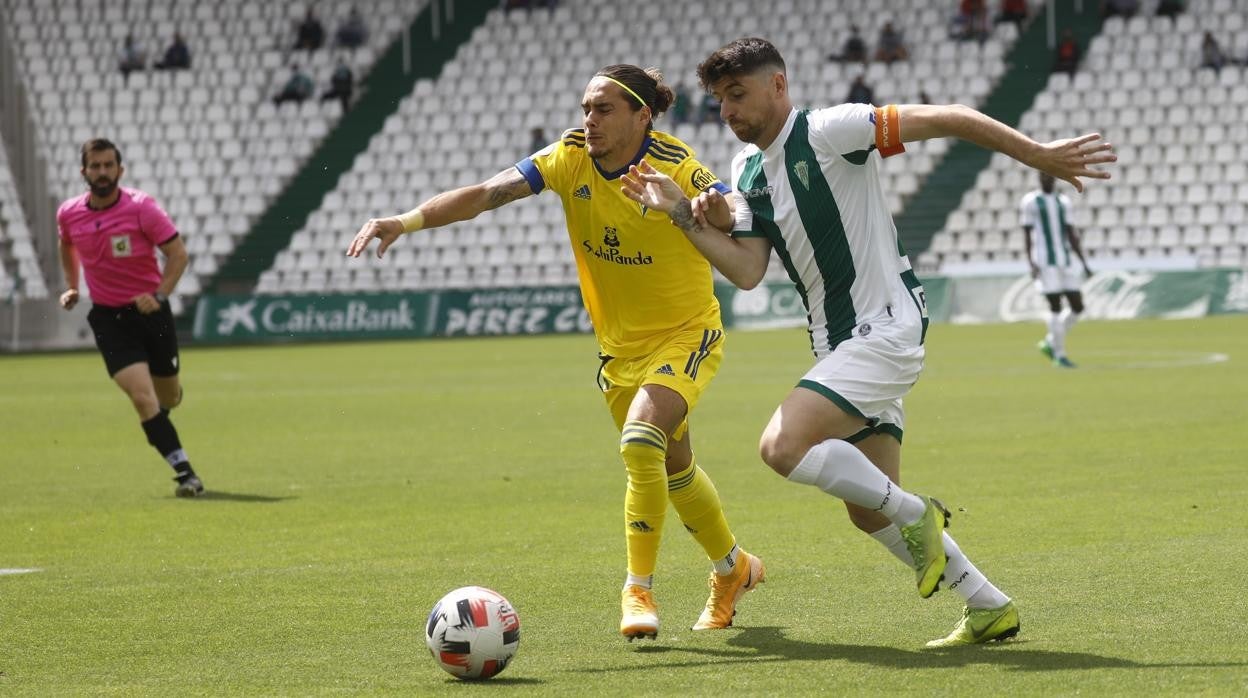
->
<box><xmin>1034</xmin><ymin>265</ymin><xmax>1083</xmax><ymax>295</ymax></box>
<box><xmin>797</xmin><ymin>318</ymin><xmax>925</xmax><ymax>443</ymax></box>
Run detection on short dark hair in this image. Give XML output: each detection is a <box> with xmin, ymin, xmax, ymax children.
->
<box><xmin>696</xmin><ymin>38</ymin><xmax>787</xmax><ymax>90</ymax></box>
<box><xmin>594</xmin><ymin>64</ymin><xmax>675</xmax><ymax>127</ymax></box>
<box><xmin>81</xmin><ymin>138</ymin><xmax>122</xmax><ymax>168</ymax></box>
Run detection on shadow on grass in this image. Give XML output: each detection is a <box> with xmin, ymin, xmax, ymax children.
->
<box><xmin>577</xmin><ymin>626</ymin><xmax>1245</xmax><ymax>673</ymax></box>
<box><xmin>191</xmin><ymin>490</ymin><xmax>296</xmax><ymax>503</ymax></box>
<box><xmin>436</xmin><ymin>676</ymin><xmax>545</xmax><ymax>686</ymax></box>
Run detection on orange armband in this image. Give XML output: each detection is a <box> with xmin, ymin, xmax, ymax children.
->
<box><xmin>874</xmin><ymin>104</ymin><xmax>905</xmax><ymax>158</ymax></box>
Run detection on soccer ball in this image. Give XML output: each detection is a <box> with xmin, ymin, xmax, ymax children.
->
<box><xmin>425</xmin><ymin>586</ymin><xmax>521</xmax><ymax>680</ymax></box>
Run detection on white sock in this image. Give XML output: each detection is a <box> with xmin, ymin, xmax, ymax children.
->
<box><xmin>942</xmin><ymin>533</ymin><xmax>1011</xmax><ymax>609</ymax></box>
<box><xmin>624</xmin><ymin>573</ymin><xmax>653</xmax><ymax>590</ymax></box>
<box><xmin>1060</xmin><ymin>307</ymin><xmax>1079</xmax><ymax>336</ymax></box>
<box><xmin>1047</xmin><ymin>311</ymin><xmax>1066</xmax><ymax>358</ymax></box>
<box><xmin>787</xmin><ymin>439</ymin><xmax>926</xmax><ymax>525</ymax></box>
<box><xmin>712</xmin><ymin>543</ymin><xmax>741</xmax><ymax>576</ymax></box>
<box><xmin>868</xmin><ymin>524</ymin><xmax>914</xmax><ymax>566</ymax></box>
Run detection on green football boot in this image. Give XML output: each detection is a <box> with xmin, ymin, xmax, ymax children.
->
<box><xmin>925</xmin><ymin>601</ymin><xmax>1021</xmax><ymax>648</ymax></box>
<box><xmin>1037</xmin><ymin>339</ymin><xmax>1054</xmax><ymax>360</ymax></box>
<box><xmin>899</xmin><ymin>496</ymin><xmax>950</xmax><ymax>598</ymax></box>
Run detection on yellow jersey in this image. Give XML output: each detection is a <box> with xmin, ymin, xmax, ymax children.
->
<box><xmin>516</xmin><ymin>129</ymin><xmax>730</xmax><ymax>358</ymax></box>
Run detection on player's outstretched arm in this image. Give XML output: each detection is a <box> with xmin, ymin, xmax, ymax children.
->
<box><xmin>897</xmin><ymin>104</ymin><xmax>1116</xmax><ymax>192</ymax></box>
<box><xmin>621</xmin><ymin>161</ymin><xmax>771</xmax><ymax>289</ymax></box>
<box><xmin>347</xmin><ymin>167</ymin><xmax>533</xmax><ymax>258</ymax></box>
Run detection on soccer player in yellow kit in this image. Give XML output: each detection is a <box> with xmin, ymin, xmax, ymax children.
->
<box><xmin>347</xmin><ymin>64</ymin><xmax>764</xmax><ymax>640</ymax></box>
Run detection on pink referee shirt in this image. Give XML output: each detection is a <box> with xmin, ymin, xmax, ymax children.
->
<box><xmin>57</xmin><ymin>187</ymin><xmax>178</xmax><ymax>308</ymax></box>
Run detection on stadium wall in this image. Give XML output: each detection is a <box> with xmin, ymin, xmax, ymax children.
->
<box><xmin>190</xmin><ymin>270</ymin><xmax>1248</xmax><ymax>344</ymax></box>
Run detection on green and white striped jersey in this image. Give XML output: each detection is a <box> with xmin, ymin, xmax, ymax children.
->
<box><xmin>730</xmin><ymin>106</ymin><xmax>927</xmax><ymax>357</ymax></box>
<box><xmin>1019</xmin><ymin>189</ymin><xmax>1075</xmax><ymax>268</ymax></box>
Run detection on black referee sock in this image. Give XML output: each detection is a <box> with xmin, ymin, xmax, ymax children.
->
<box><xmin>140</xmin><ymin>409</ymin><xmax>194</xmax><ymax>478</ymax></box>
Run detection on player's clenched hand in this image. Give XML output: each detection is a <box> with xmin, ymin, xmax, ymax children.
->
<box><xmin>59</xmin><ymin>288</ymin><xmax>79</xmax><ymax>310</ymax></box>
<box><xmin>346</xmin><ymin>216</ymin><xmax>404</xmax><ymax>259</ymax></box>
<box><xmin>133</xmin><ymin>293</ymin><xmax>162</xmax><ymax>314</ymax></box>
<box><xmin>1034</xmin><ymin>133</ymin><xmax>1116</xmax><ymax>193</ymax></box>
<box><xmin>691</xmin><ymin>189</ymin><xmax>733</xmax><ymax>232</ymax></box>
<box><xmin>620</xmin><ymin>161</ymin><xmax>685</xmax><ymax>214</ymax></box>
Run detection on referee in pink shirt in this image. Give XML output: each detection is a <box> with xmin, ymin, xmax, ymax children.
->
<box><xmin>58</xmin><ymin>138</ymin><xmax>204</xmax><ymax>497</ymax></box>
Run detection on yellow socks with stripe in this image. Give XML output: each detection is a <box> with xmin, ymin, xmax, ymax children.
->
<box><xmin>667</xmin><ymin>460</ymin><xmax>737</xmax><ymax>572</ymax></box>
<box><xmin>621</xmin><ymin>421</ymin><xmax>669</xmax><ymax>579</ymax></box>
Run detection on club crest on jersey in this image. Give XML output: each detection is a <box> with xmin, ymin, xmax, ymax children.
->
<box><xmin>603</xmin><ymin>227</ymin><xmax>620</xmax><ymax>248</ymax></box>
<box><xmin>794</xmin><ymin>160</ymin><xmax>810</xmax><ymax>190</ymax></box>
<box><xmin>690</xmin><ymin>167</ymin><xmax>717</xmax><ymax>191</ymax></box>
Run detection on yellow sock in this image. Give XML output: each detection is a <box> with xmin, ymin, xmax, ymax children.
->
<box><xmin>621</xmin><ymin>420</ymin><xmax>668</xmax><ymax>578</ymax></box>
<box><xmin>667</xmin><ymin>460</ymin><xmax>736</xmax><ymax>563</ymax></box>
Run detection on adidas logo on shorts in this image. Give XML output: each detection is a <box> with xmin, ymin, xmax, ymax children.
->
<box><xmin>654</xmin><ymin>364</ymin><xmax>675</xmax><ymax>376</ymax></box>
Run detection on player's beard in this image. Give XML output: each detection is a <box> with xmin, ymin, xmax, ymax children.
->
<box><xmin>89</xmin><ymin>176</ymin><xmax>118</xmax><ymax>198</ymax></box>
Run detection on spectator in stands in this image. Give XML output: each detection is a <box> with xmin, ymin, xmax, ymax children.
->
<box><xmin>348</xmin><ymin>64</ymin><xmax>763</xmax><ymax>642</ymax></box>
<box><xmin>846</xmin><ymin>74</ymin><xmax>875</xmax><ymax>104</ymax></box>
<box><xmin>874</xmin><ymin>21</ymin><xmax>909</xmax><ymax>62</ymax></box>
<box><xmin>294</xmin><ymin>8</ymin><xmax>326</xmax><ymax>51</ymax></box>
<box><xmin>1201</xmin><ymin>32</ymin><xmax>1227</xmax><ymax>72</ymax></box>
<box><xmin>1053</xmin><ymin>28</ymin><xmax>1080</xmax><ymax>75</ymax></box>
<box><xmin>57</xmin><ymin>137</ymin><xmax>204</xmax><ymax>498</ymax></box>
<box><xmin>918</xmin><ymin>89</ymin><xmax>932</xmax><ymax>103</ymax></box>
<box><xmin>953</xmin><ymin>0</ymin><xmax>990</xmax><ymax>41</ymax></box>
<box><xmin>274</xmin><ymin>64</ymin><xmax>314</xmax><ymax>105</ymax></box>
<box><xmin>829</xmin><ymin>25</ymin><xmax>868</xmax><ymax>63</ymax></box>
<box><xmin>1155</xmin><ymin>0</ymin><xmax>1186</xmax><ymax>18</ymax></box>
<box><xmin>1019</xmin><ymin>172</ymin><xmax>1092</xmax><ymax>368</ymax></box>
<box><xmin>528</xmin><ymin>127</ymin><xmax>546</xmax><ymax>153</ymax></box>
<box><xmin>320</xmin><ymin>58</ymin><xmax>354</xmax><ymax>112</ymax></box>
<box><xmin>1099</xmin><ymin>0</ymin><xmax>1139</xmax><ymax>19</ymax></box>
<box><xmin>154</xmin><ymin>33</ymin><xmax>191</xmax><ymax>70</ymax></box>
<box><xmin>668</xmin><ymin>84</ymin><xmax>692</xmax><ymax>125</ymax></box>
<box><xmin>118</xmin><ymin>34</ymin><xmax>146</xmax><ymax>80</ymax></box>
<box><xmin>699</xmin><ymin>92</ymin><xmax>720</xmax><ymax>123</ymax></box>
<box><xmin>995</xmin><ymin>0</ymin><xmax>1029</xmax><ymax>30</ymax></box>
<box><xmin>335</xmin><ymin>6</ymin><xmax>368</xmax><ymax>48</ymax></box>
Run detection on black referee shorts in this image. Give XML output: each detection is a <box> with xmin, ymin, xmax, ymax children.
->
<box><xmin>87</xmin><ymin>301</ymin><xmax>181</xmax><ymax>378</ymax></box>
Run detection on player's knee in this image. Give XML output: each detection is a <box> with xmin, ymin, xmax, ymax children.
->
<box><xmin>758</xmin><ymin>431</ymin><xmax>805</xmax><ymax>478</ymax></box>
<box><xmin>127</xmin><ymin>390</ymin><xmax>160</xmax><ymax>418</ymax></box>
<box><xmin>1045</xmin><ymin>295</ymin><xmax>1062</xmax><ymax>313</ymax></box>
<box><xmin>1068</xmin><ymin>296</ymin><xmax>1084</xmax><ymax>314</ymax></box>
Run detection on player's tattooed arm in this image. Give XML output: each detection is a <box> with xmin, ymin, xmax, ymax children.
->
<box><xmin>482</xmin><ymin>168</ymin><xmax>533</xmax><ymax>210</ymax></box>
<box><xmin>669</xmin><ymin>198</ymin><xmax>700</xmax><ymax>233</ymax></box>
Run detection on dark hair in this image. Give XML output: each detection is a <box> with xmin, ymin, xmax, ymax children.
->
<box><xmin>594</xmin><ymin>64</ymin><xmax>674</xmax><ymax>127</ymax></box>
<box><xmin>696</xmin><ymin>37</ymin><xmax>787</xmax><ymax>90</ymax></box>
<box><xmin>81</xmin><ymin>138</ymin><xmax>122</xmax><ymax>168</ymax></box>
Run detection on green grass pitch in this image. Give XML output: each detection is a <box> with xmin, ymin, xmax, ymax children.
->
<box><xmin>2</xmin><ymin>316</ymin><xmax>1246</xmax><ymax>695</ymax></box>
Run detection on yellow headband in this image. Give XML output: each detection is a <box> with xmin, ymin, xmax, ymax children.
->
<box><xmin>600</xmin><ymin>76</ymin><xmax>649</xmax><ymax>111</ymax></box>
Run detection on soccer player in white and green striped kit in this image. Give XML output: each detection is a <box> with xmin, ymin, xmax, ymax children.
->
<box><xmin>1021</xmin><ymin>171</ymin><xmax>1092</xmax><ymax>368</ymax></box>
<box><xmin>621</xmin><ymin>37</ymin><xmax>1115</xmax><ymax>646</ymax></box>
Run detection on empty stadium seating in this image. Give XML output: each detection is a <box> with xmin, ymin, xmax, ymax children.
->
<box><xmin>0</xmin><ymin>138</ymin><xmax>47</xmax><ymax>300</ymax></box>
<box><xmin>2</xmin><ymin>0</ymin><xmax>427</xmax><ymax>310</ymax></box>
<box><xmin>259</xmin><ymin>0</ymin><xmax>1026</xmax><ymax>295</ymax></box>
<box><xmin>922</xmin><ymin>1</ymin><xmax>1248</xmax><ymax>272</ymax></box>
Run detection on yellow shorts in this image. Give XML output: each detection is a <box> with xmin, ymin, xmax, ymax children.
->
<box><xmin>597</xmin><ymin>327</ymin><xmax>724</xmax><ymax>441</ymax></box>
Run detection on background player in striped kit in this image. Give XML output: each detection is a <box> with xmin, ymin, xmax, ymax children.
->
<box><xmin>621</xmin><ymin>37</ymin><xmax>1114</xmax><ymax>647</ymax></box>
<box><xmin>1020</xmin><ymin>171</ymin><xmax>1092</xmax><ymax>368</ymax></box>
